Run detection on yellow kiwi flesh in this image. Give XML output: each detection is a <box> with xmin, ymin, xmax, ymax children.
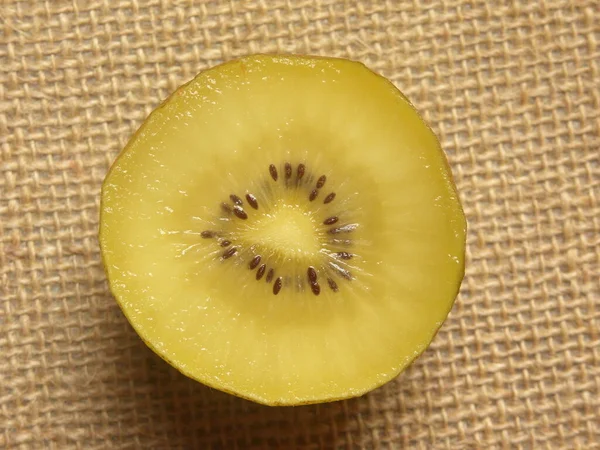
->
<box><xmin>99</xmin><ymin>55</ymin><xmax>466</xmax><ymax>405</ymax></box>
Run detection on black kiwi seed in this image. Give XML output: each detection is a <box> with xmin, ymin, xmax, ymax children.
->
<box><xmin>230</xmin><ymin>194</ymin><xmax>243</xmax><ymax>206</ymax></box>
<box><xmin>329</xmin><ymin>262</ymin><xmax>352</xmax><ymax>280</ymax></box>
<box><xmin>323</xmin><ymin>216</ymin><xmax>339</xmax><ymax>225</ymax></box>
<box><xmin>256</xmin><ymin>264</ymin><xmax>266</xmax><ymax>280</ymax></box>
<box><xmin>328</xmin><ymin>223</ymin><xmax>358</xmax><ymax>234</ymax></box>
<box><xmin>327</xmin><ymin>277</ymin><xmax>339</xmax><ymax>292</ymax></box>
<box><xmin>297</xmin><ymin>164</ymin><xmax>305</xmax><ymax>180</ymax></box>
<box><xmin>334</xmin><ymin>252</ymin><xmax>353</xmax><ymax>260</ymax></box>
<box><xmin>309</xmin><ymin>189</ymin><xmax>318</xmax><ymax>201</ymax></box>
<box><xmin>220</xmin><ymin>240</ymin><xmax>231</xmax><ymax>247</ymax></box>
<box><xmin>222</xmin><ymin>247</ymin><xmax>237</xmax><ymax>260</ymax></box>
<box><xmin>310</xmin><ymin>282</ymin><xmax>321</xmax><ymax>296</ymax></box>
<box><xmin>201</xmin><ymin>230</ymin><xmax>216</xmax><ymax>238</ymax></box>
<box><xmin>307</xmin><ymin>266</ymin><xmax>317</xmax><ymax>284</ymax></box>
<box><xmin>273</xmin><ymin>277</ymin><xmax>283</xmax><ymax>295</ymax></box>
<box><xmin>233</xmin><ymin>205</ymin><xmax>248</xmax><ymax>220</ymax></box>
<box><xmin>323</xmin><ymin>193</ymin><xmax>336</xmax><ymax>204</ymax></box>
<box><xmin>245</xmin><ymin>193</ymin><xmax>259</xmax><ymax>209</ymax></box>
<box><xmin>316</xmin><ymin>175</ymin><xmax>326</xmax><ymax>189</ymax></box>
<box><xmin>249</xmin><ymin>255</ymin><xmax>261</xmax><ymax>270</ymax></box>
<box><xmin>266</xmin><ymin>268</ymin><xmax>275</xmax><ymax>283</ymax></box>
<box><xmin>285</xmin><ymin>162</ymin><xmax>292</xmax><ymax>180</ymax></box>
<box><xmin>269</xmin><ymin>164</ymin><xmax>278</xmax><ymax>181</ymax></box>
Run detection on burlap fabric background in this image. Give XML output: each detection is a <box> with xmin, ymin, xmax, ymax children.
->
<box><xmin>1</xmin><ymin>1</ymin><xmax>598</xmax><ymax>449</ymax></box>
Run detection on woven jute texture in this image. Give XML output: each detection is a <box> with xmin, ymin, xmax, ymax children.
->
<box><xmin>1</xmin><ymin>0</ymin><xmax>599</xmax><ymax>449</ymax></box>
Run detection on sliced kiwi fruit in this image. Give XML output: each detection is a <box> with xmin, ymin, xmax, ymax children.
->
<box><xmin>99</xmin><ymin>54</ymin><xmax>466</xmax><ymax>406</ymax></box>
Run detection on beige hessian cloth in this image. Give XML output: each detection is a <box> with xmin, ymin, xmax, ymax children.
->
<box><xmin>1</xmin><ymin>1</ymin><xmax>598</xmax><ymax>448</ymax></box>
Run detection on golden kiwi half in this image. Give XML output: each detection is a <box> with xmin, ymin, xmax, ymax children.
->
<box><xmin>99</xmin><ymin>55</ymin><xmax>466</xmax><ymax>406</ymax></box>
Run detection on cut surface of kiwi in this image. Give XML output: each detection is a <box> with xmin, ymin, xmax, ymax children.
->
<box><xmin>99</xmin><ymin>54</ymin><xmax>466</xmax><ymax>406</ymax></box>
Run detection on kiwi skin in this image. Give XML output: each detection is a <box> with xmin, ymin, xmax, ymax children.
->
<box><xmin>99</xmin><ymin>54</ymin><xmax>466</xmax><ymax>406</ymax></box>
